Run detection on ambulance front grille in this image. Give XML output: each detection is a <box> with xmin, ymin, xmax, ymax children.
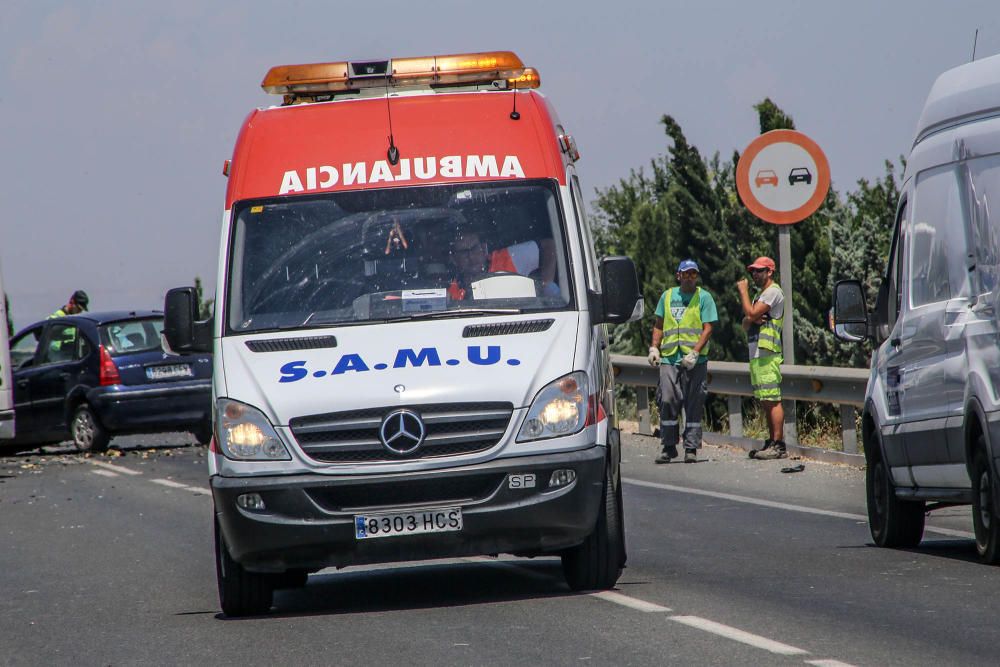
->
<box><xmin>289</xmin><ymin>402</ymin><xmax>514</xmax><ymax>463</ymax></box>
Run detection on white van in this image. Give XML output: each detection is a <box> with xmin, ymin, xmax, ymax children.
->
<box><xmin>163</xmin><ymin>51</ymin><xmax>642</xmax><ymax>615</ymax></box>
<box><xmin>0</xmin><ymin>266</ymin><xmax>13</xmax><ymax>445</ymax></box>
<box><xmin>835</xmin><ymin>52</ymin><xmax>1000</xmax><ymax>562</ymax></box>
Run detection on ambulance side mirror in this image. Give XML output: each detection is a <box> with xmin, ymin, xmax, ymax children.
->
<box><xmin>594</xmin><ymin>256</ymin><xmax>643</xmax><ymax>325</ymax></box>
<box><xmin>163</xmin><ymin>287</ymin><xmax>213</xmax><ymax>354</ymax></box>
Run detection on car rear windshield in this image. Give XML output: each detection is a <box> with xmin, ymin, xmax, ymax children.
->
<box><xmin>100</xmin><ymin>318</ymin><xmax>164</xmax><ymax>355</ymax></box>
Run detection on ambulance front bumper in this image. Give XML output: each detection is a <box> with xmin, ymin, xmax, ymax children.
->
<box><xmin>212</xmin><ymin>445</ymin><xmax>606</xmax><ymax>572</ymax></box>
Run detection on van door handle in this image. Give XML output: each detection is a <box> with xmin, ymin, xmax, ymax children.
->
<box><xmin>60</xmin><ymin>372</ymin><xmax>71</xmax><ymax>380</ymax></box>
<box><xmin>17</xmin><ymin>379</ymin><xmax>29</xmax><ymax>387</ymax></box>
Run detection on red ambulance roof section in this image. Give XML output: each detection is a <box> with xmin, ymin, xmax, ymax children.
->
<box><xmin>225</xmin><ymin>91</ymin><xmax>567</xmax><ymax>208</ymax></box>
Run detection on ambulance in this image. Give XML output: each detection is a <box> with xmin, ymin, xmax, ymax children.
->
<box><xmin>163</xmin><ymin>51</ymin><xmax>642</xmax><ymax>616</ymax></box>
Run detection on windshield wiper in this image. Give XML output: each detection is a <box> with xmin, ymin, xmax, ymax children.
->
<box><xmin>385</xmin><ymin>307</ymin><xmax>522</xmax><ymax>322</ymax></box>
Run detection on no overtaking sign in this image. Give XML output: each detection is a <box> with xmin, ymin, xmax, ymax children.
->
<box><xmin>735</xmin><ymin>130</ymin><xmax>830</xmax><ymax>225</ymax></box>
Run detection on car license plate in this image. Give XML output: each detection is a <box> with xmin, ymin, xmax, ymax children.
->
<box><xmin>146</xmin><ymin>364</ymin><xmax>193</xmax><ymax>380</ymax></box>
<box><xmin>355</xmin><ymin>507</ymin><xmax>462</xmax><ymax>540</ymax></box>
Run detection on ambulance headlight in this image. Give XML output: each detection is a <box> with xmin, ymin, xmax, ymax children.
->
<box><xmin>517</xmin><ymin>372</ymin><xmax>589</xmax><ymax>442</ymax></box>
<box><xmin>216</xmin><ymin>399</ymin><xmax>290</xmax><ymax>460</ymax></box>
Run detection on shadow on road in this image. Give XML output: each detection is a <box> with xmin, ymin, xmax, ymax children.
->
<box><xmin>216</xmin><ymin>558</ymin><xmax>575</xmax><ymax>620</ymax></box>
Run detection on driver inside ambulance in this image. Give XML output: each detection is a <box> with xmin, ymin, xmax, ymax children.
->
<box><xmin>447</xmin><ymin>230</ymin><xmax>558</xmax><ymax>300</ymax></box>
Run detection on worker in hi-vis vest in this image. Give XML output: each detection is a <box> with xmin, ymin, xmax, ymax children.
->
<box><xmin>737</xmin><ymin>256</ymin><xmax>786</xmax><ymax>460</ymax></box>
<box><xmin>647</xmin><ymin>259</ymin><xmax>717</xmax><ymax>464</ymax></box>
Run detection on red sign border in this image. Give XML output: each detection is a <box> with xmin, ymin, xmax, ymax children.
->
<box><xmin>736</xmin><ymin>129</ymin><xmax>830</xmax><ymax>225</ymax></box>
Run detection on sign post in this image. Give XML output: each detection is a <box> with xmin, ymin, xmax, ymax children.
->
<box><xmin>735</xmin><ymin>129</ymin><xmax>830</xmax><ymax>446</ymax></box>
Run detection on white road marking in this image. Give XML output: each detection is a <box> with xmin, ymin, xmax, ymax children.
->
<box><xmin>91</xmin><ymin>469</ymin><xmax>118</xmax><ymax>478</ymax></box>
<box><xmin>151</xmin><ymin>478</ymin><xmax>189</xmax><ymax>489</ymax></box>
<box><xmin>590</xmin><ymin>590</ymin><xmax>671</xmax><ymax>612</ymax></box>
<box><xmin>624</xmin><ymin>478</ymin><xmax>975</xmax><ymax>539</ymax></box>
<box><xmin>89</xmin><ymin>461</ymin><xmax>142</xmax><ymax>476</ymax></box>
<box><xmin>187</xmin><ymin>487</ymin><xmax>212</xmax><ymax>496</ymax></box>
<box><xmin>669</xmin><ymin>615</ymin><xmax>809</xmax><ymax>656</ymax></box>
<box><xmin>806</xmin><ymin>660</ymin><xmax>858</xmax><ymax>667</ymax></box>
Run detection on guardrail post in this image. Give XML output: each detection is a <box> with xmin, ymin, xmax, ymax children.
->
<box><xmin>728</xmin><ymin>396</ymin><xmax>743</xmax><ymax>437</ymax></box>
<box><xmin>637</xmin><ymin>388</ymin><xmax>652</xmax><ymax>436</ymax></box>
<box><xmin>840</xmin><ymin>404</ymin><xmax>858</xmax><ymax>454</ymax></box>
<box><xmin>782</xmin><ymin>400</ymin><xmax>798</xmax><ymax>447</ymax></box>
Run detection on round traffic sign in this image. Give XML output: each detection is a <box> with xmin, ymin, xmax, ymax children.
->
<box><xmin>735</xmin><ymin>129</ymin><xmax>830</xmax><ymax>224</ymax></box>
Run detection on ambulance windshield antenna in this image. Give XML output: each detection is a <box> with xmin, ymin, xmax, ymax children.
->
<box><xmin>384</xmin><ymin>75</ymin><xmax>399</xmax><ymax>165</ymax></box>
<box><xmin>972</xmin><ymin>28</ymin><xmax>979</xmax><ymax>61</ymax></box>
<box><xmin>509</xmin><ymin>78</ymin><xmax>520</xmax><ymax>121</ymax></box>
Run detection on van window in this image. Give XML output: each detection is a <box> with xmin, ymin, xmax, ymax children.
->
<box><xmin>884</xmin><ymin>199</ymin><xmax>907</xmax><ymax>329</ymax></box>
<box><xmin>570</xmin><ymin>175</ymin><xmax>599</xmax><ymax>290</ymax></box>
<box><xmin>226</xmin><ymin>180</ymin><xmax>574</xmax><ymax>332</ymax></box>
<box><xmin>909</xmin><ymin>166</ymin><xmax>969</xmax><ymax>307</ymax></box>
<box><xmin>969</xmin><ymin>154</ymin><xmax>1000</xmax><ymax>296</ymax></box>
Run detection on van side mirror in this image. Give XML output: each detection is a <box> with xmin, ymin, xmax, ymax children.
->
<box><xmin>833</xmin><ymin>279</ymin><xmax>869</xmax><ymax>342</ymax></box>
<box><xmin>594</xmin><ymin>256</ymin><xmax>643</xmax><ymax>325</ymax></box>
<box><xmin>163</xmin><ymin>287</ymin><xmax>213</xmax><ymax>354</ymax></box>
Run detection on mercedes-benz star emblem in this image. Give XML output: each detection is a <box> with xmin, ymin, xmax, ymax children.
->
<box><xmin>379</xmin><ymin>409</ymin><xmax>425</xmax><ymax>455</ymax></box>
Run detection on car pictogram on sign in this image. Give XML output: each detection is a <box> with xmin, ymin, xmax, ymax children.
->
<box><xmin>755</xmin><ymin>169</ymin><xmax>779</xmax><ymax>187</ymax></box>
<box><xmin>788</xmin><ymin>167</ymin><xmax>812</xmax><ymax>185</ymax></box>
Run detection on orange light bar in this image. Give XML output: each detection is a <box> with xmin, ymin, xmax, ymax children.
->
<box><xmin>262</xmin><ymin>61</ymin><xmax>350</xmax><ymax>94</ymax></box>
<box><xmin>261</xmin><ymin>51</ymin><xmax>531</xmax><ymax>95</ymax></box>
<box><xmin>508</xmin><ymin>67</ymin><xmax>541</xmax><ymax>89</ymax></box>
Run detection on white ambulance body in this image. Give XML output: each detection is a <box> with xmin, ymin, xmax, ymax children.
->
<box><xmin>164</xmin><ymin>51</ymin><xmax>641</xmax><ymax>616</ymax></box>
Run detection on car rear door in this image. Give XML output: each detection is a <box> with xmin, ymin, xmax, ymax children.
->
<box><xmin>32</xmin><ymin>322</ymin><xmax>93</xmax><ymax>439</ymax></box>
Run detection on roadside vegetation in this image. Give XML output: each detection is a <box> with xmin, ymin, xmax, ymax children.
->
<box><xmin>595</xmin><ymin>99</ymin><xmax>896</xmax><ymax>442</ymax></box>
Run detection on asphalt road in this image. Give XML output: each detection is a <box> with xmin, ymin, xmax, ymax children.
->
<box><xmin>1</xmin><ymin>431</ymin><xmax>996</xmax><ymax>666</ymax></box>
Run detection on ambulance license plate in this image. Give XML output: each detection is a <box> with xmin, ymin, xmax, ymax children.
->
<box><xmin>355</xmin><ymin>507</ymin><xmax>462</xmax><ymax>540</ymax></box>
<box><xmin>146</xmin><ymin>364</ymin><xmax>193</xmax><ymax>380</ymax></box>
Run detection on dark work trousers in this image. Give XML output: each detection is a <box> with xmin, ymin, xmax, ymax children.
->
<box><xmin>657</xmin><ymin>362</ymin><xmax>708</xmax><ymax>451</ymax></box>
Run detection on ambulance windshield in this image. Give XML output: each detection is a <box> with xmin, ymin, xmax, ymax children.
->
<box><xmin>227</xmin><ymin>179</ymin><xmax>574</xmax><ymax>332</ymax></box>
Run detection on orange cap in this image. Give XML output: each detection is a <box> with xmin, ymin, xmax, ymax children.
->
<box><xmin>747</xmin><ymin>256</ymin><xmax>776</xmax><ymax>271</ymax></box>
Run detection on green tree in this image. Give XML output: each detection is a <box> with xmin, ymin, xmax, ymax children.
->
<box><xmin>193</xmin><ymin>277</ymin><xmax>215</xmax><ymax>320</ymax></box>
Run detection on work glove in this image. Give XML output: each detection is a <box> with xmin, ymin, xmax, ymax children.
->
<box><xmin>647</xmin><ymin>346</ymin><xmax>661</xmax><ymax>367</ymax></box>
<box><xmin>680</xmin><ymin>350</ymin><xmax>699</xmax><ymax>370</ymax></box>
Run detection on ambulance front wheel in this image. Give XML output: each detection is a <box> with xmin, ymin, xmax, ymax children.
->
<box><xmin>215</xmin><ymin>518</ymin><xmax>274</xmax><ymax>617</ymax></box>
<box><xmin>561</xmin><ymin>463</ymin><xmax>624</xmax><ymax>591</ymax></box>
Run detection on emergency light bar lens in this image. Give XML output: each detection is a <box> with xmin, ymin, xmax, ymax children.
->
<box><xmin>262</xmin><ymin>51</ymin><xmax>531</xmax><ymax>96</ymax></box>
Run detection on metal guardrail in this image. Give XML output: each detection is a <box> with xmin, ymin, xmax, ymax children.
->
<box><xmin>610</xmin><ymin>354</ymin><xmax>870</xmax><ymax>454</ymax></box>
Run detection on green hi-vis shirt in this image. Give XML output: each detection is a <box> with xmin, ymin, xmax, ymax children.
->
<box><xmin>654</xmin><ymin>287</ymin><xmax>718</xmax><ymax>365</ymax></box>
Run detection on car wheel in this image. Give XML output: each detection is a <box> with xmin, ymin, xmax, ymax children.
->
<box><xmin>192</xmin><ymin>423</ymin><xmax>213</xmax><ymax>446</ymax></box>
<box><xmin>866</xmin><ymin>434</ymin><xmax>924</xmax><ymax>548</ymax></box>
<box><xmin>561</xmin><ymin>463</ymin><xmax>624</xmax><ymax>591</ymax></box>
<box><xmin>71</xmin><ymin>404</ymin><xmax>110</xmax><ymax>453</ymax></box>
<box><xmin>971</xmin><ymin>443</ymin><xmax>1000</xmax><ymax>564</ymax></box>
<box><xmin>215</xmin><ymin>518</ymin><xmax>273</xmax><ymax>617</ymax></box>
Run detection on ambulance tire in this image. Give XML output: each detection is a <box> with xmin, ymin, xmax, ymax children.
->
<box><xmin>867</xmin><ymin>440</ymin><xmax>924</xmax><ymax>548</ymax></box>
<box><xmin>192</xmin><ymin>422</ymin><xmax>213</xmax><ymax>447</ymax></box>
<box><xmin>561</xmin><ymin>464</ymin><xmax>624</xmax><ymax>591</ymax></box>
<box><xmin>71</xmin><ymin>404</ymin><xmax>110</xmax><ymax>453</ymax></box>
<box><xmin>215</xmin><ymin>518</ymin><xmax>273</xmax><ymax>617</ymax></box>
<box><xmin>972</xmin><ymin>444</ymin><xmax>1000</xmax><ymax>564</ymax></box>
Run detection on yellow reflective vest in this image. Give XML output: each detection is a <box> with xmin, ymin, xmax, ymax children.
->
<box><xmin>753</xmin><ymin>286</ymin><xmax>783</xmax><ymax>354</ymax></box>
<box><xmin>660</xmin><ymin>287</ymin><xmax>708</xmax><ymax>357</ymax></box>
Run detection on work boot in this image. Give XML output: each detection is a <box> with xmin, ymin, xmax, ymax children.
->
<box><xmin>748</xmin><ymin>439</ymin><xmax>774</xmax><ymax>459</ymax></box>
<box><xmin>683</xmin><ymin>449</ymin><xmax>697</xmax><ymax>463</ymax></box>
<box><xmin>656</xmin><ymin>445</ymin><xmax>679</xmax><ymax>464</ymax></box>
<box><xmin>753</xmin><ymin>440</ymin><xmax>787</xmax><ymax>460</ymax></box>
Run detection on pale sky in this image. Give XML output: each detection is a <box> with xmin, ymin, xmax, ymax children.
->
<box><xmin>2</xmin><ymin>1</ymin><xmax>998</xmax><ymax>328</ymax></box>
